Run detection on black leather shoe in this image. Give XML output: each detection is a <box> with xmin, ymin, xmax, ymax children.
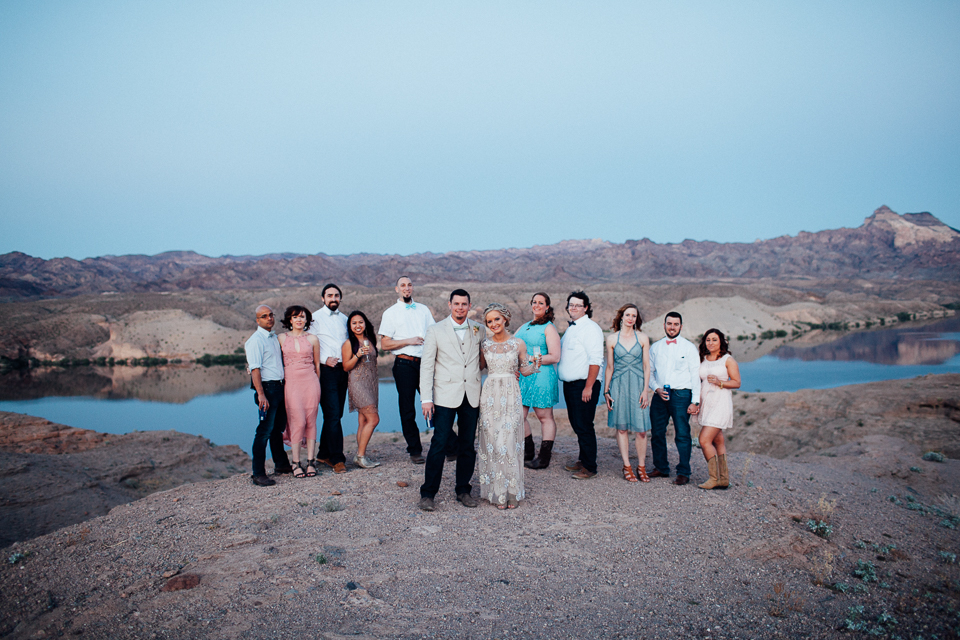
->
<box><xmin>446</xmin><ymin>454</ymin><xmax>458</xmax><ymax>462</ymax></box>
<box><xmin>251</xmin><ymin>475</ymin><xmax>276</xmax><ymax>487</ymax></box>
<box><xmin>648</xmin><ymin>469</ymin><xmax>669</xmax><ymax>479</ymax></box>
<box><xmin>410</xmin><ymin>454</ymin><xmax>425</xmax><ymax>464</ymax></box>
<box><xmin>456</xmin><ymin>493</ymin><xmax>479</xmax><ymax>508</ymax></box>
<box><xmin>273</xmin><ymin>466</ymin><xmax>294</xmax><ymax>475</ymax></box>
<box><xmin>673</xmin><ymin>475</ymin><xmax>690</xmax><ymax>486</ymax></box>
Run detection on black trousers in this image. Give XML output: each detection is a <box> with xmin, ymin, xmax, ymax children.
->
<box><xmin>252</xmin><ymin>380</ymin><xmax>289</xmax><ymax>476</ymax></box>
<box><xmin>393</xmin><ymin>357</ymin><xmax>424</xmax><ymax>455</ymax></box>
<box><xmin>563</xmin><ymin>379</ymin><xmax>600</xmax><ymax>473</ymax></box>
<box><xmin>318</xmin><ymin>363</ymin><xmax>348</xmax><ymax>464</ymax></box>
<box><xmin>420</xmin><ymin>397</ymin><xmax>479</xmax><ymax>498</ymax></box>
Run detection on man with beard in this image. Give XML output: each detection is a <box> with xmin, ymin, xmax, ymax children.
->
<box><xmin>378</xmin><ymin>276</ymin><xmax>436</xmax><ymax>464</ymax></box>
<box><xmin>308</xmin><ymin>283</ymin><xmax>349</xmax><ymax>474</ymax></box>
<box><xmin>648</xmin><ymin>311</ymin><xmax>701</xmax><ymax>485</ymax></box>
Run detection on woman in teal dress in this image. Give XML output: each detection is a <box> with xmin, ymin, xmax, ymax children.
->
<box><xmin>603</xmin><ymin>303</ymin><xmax>652</xmax><ymax>482</ymax></box>
<box><xmin>515</xmin><ymin>292</ymin><xmax>561</xmax><ymax>469</ymax></box>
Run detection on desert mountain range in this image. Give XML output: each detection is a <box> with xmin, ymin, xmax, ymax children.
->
<box><xmin>1</xmin><ymin>206</ymin><xmax>958</xmax><ymax>363</ymax></box>
<box><xmin>2</xmin><ymin>206</ymin><xmax>958</xmax><ymax>301</ymax></box>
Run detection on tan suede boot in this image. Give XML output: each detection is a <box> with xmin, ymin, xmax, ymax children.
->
<box><xmin>698</xmin><ymin>456</ymin><xmax>720</xmax><ymax>490</ymax></box>
<box><xmin>717</xmin><ymin>454</ymin><xmax>730</xmax><ymax>489</ymax></box>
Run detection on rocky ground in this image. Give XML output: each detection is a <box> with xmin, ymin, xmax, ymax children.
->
<box><xmin>0</xmin><ymin>413</ymin><xmax>248</xmax><ymax>548</ymax></box>
<box><xmin>1</xmin><ymin>376</ymin><xmax>959</xmax><ymax>638</ymax></box>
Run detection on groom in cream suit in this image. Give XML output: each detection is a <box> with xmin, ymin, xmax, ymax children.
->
<box><xmin>418</xmin><ymin>289</ymin><xmax>486</xmax><ymax>511</ymax></box>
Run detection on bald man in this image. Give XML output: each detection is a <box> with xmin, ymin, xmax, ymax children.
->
<box><xmin>243</xmin><ymin>305</ymin><xmax>294</xmax><ymax>486</ymax></box>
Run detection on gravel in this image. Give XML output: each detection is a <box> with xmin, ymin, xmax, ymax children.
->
<box><xmin>2</xmin><ymin>431</ymin><xmax>959</xmax><ymax>639</ymax></box>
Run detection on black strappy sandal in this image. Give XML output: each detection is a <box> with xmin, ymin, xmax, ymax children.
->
<box><xmin>304</xmin><ymin>459</ymin><xmax>318</xmax><ymax>477</ymax></box>
<box><xmin>292</xmin><ymin>461</ymin><xmax>305</xmax><ymax>478</ymax></box>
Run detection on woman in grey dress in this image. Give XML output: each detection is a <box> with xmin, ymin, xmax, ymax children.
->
<box><xmin>602</xmin><ymin>304</ymin><xmax>652</xmax><ymax>482</ymax></box>
<box><xmin>341</xmin><ymin>310</ymin><xmax>380</xmax><ymax>469</ymax></box>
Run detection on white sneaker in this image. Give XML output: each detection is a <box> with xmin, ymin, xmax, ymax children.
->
<box><xmin>354</xmin><ymin>454</ymin><xmax>381</xmax><ymax>469</ymax></box>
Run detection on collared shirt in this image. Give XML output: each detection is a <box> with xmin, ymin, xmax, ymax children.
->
<box><xmin>307</xmin><ymin>305</ymin><xmax>348</xmax><ymax>364</ymax></box>
<box><xmin>378</xmin><ymin>299</ymin><xmax>436</xmax><ymax>357</ymax></box>
<box><xmin>450</xmin><ymin>316</ymin><xmax>469</xmax><ymax>344</ymax></box>
<box><xmin>557</xmin><ymin>316</ymin><xmax>604</xmax><ymax>382</ymax></box>
<box><xmin>648</xmin><ymin>335</ymin><xmax>701</xmax><ymax>404</ymax></box>
<box><xmin>244</xmin><ymin>326</ymin><xmax>284</xmax><ymax>381</ymax></box>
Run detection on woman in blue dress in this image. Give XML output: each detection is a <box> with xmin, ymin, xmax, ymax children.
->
<box><xmin>515</xmin><ymin>292</ymin><xmax>561</xmax><ymax>469</ymax></box>
<box><xmin>603</xmin><ymin>303</ymin><xmax>652</xmax><ymax>482</ymax></box>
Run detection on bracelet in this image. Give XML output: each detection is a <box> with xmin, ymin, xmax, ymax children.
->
<box><xmin>719</xmin><ymin>381</ymin><xmax>723</xmax><ymax>389</ymax></box>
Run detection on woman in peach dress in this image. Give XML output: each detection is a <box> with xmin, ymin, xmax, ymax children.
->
<box><xmin>279</xmin><ymin>305</ymin><xmax>321</xmax><ymax>478</ymax></box>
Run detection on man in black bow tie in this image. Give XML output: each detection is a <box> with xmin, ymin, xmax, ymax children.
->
<box><xmin>558</xmin><ymin>291</ymin><xmax>605</xmax><ymax>480</ymax></box>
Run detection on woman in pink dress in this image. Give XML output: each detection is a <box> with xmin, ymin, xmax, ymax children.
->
<box><xmin>279</xmin><ymin>305</ymin><xmax>322</xmax><ymax>478</ymax></box>
<box><xmin>696</xmin><ymin>328</ymin><xmax>741</xmax><ymax>490</ymax></box>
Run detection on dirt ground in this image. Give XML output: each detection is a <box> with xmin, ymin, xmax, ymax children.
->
<box><xmin>2</xmin><ymin>376</ymin><xmax>960</xmax><ymax>638</ymax></box>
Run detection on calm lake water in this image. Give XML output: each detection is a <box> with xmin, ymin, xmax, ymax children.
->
<box><xmin>2</xmin><ymin>316</ymin><xmax>958</xmax><ymax>454</ymax></box>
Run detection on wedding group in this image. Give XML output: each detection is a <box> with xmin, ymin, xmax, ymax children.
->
<box><xmin>243</xmin><ymin>277</ymin><xmax>741</xmax><ymax>510</ymax></box>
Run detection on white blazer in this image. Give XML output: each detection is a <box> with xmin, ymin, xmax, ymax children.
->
<box><xmin>419</xmin><ymin>316</ymin><xmax>487</xmax><ymax>408</ymax></box>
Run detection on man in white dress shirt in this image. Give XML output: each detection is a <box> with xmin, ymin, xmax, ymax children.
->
<box><xmin>243</xmin><ymin>305</ymin><xmax>294</xmax><ymax>486</ymax></box>
<box><xmin>647</xmin><ymin>311</ymin><xmax>701</xmax><ymax>485</ymax></box>
<box><xmin>307</xmin><ymin>283</ymin><xmax>349</xmax><ymax>474</ymax></box>
<box><xmin>558</xmin><ymin>291</ymin><xmax>605</xmax><ymax>479</ymax></box>
<box><xmin>378</xmin><ymin>276</ymin><xmax>436</xmax><ymax>464</ymax></box>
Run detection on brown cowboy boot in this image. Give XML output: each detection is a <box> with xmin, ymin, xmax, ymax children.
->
<box><xmin>698</xmin><ymin>456</ymin><xmax>720</xmax><ymax>490</ymax></box>
<box><xmin>716</xmin><ymin>454</ymin><xmax>730</xmax><ymax>489</ymax></box>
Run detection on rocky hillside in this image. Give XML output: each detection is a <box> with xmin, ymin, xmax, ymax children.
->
<box><xmin>2</xmin><ymin>206</ymin><xmax>958</xmax><ymax>300</ymax></box>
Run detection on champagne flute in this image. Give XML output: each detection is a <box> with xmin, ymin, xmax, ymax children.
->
<box><xmin>363</xmin><ymin>339</ymin><xmax>371</xmax><ymax>363</ymax></box>
<box><xmin>531</xmin><ymin>345</ymin><xmax>541</xmax><ymax>372</ymax></box>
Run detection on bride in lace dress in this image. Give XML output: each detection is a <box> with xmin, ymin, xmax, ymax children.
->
<box><xmin>478</xmin><ymin>303</ymin><xmax>536</xmax><ymax>510</ymax></box>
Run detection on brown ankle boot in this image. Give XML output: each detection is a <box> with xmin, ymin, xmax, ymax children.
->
<box><xmin>525</xmin><ymin>440</ymin><xmax>554</xmax><ymax>469</ymax></box>
<box><xmin>716</xmin><ymin>454</ymin><xmax>729</xmax><ymax>489</ymax></box>
<box><xmin>524</xmin><ymin>435</ymin><xmax>535</xmax><ymax>461</ymax></box>
<box><xmin>698</xmin><ymin>456</ymin><xmax>720</xmax><ymax>490</ymax></box>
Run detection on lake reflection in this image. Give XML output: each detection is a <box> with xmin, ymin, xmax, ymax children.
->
<box><xmin>1</xmin><ymin>316</ymin><xmax>958</xmax><ymax>452</ymax></box>
<box><xmin>770</xmin><ymin>315</ymin><xmax>960</xmax><ymax>365</ymax></box>
<box><xmin>0</xmin><ymin>373</ymin><xmax>410</xmax><ymax>455</ymax></box>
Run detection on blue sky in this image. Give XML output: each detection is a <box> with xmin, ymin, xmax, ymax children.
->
<box><xmin>1</xmin><ymin>1</ymin><xmax>958</xmax><ymax>260</ymax></box>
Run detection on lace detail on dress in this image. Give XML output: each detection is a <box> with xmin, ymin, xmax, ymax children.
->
<box><xmin>477</xmin><ymin>338</ymin><xmax>531</xmax><ymax>505</ymax></box>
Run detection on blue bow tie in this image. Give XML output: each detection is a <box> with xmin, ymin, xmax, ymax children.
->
<box><xmin>405</xmin><ymin>303</ymin><xmax>416</xmax><ymax>310</ymax></box>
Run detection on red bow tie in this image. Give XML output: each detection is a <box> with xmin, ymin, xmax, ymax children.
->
<box><xmin>666</xmin><ymin>339</ymin><xmax>677</xmax><ymax>345</ymax></box>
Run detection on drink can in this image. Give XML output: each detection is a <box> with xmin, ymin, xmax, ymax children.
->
<box><xmin>663</xmin><ymin>384</ymin><xmax>671</xmax><ymax>400</ymax></box>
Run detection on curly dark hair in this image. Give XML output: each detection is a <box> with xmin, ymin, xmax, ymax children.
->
<box><xmin>611</xmin><ymin>304</ymin><xmax>642</xmax><ymax>331</ymax></box>
<box><xmin>346</xmin><ymin>310</ymin><xmax>378</xmax><ymax>356</ymax></box>
<box><xmin>698</xmin><ymin>328</ymin><xmax>730</xmax><ymax>362</ymax></box>
<box><xmin>529</xmin><ymin>292</ymin><xmax>555</xmax><ymax>326</ymax></box>
<box><xmin>281</xmin><ymin>305</ymin><xmax>313</xmax><ymax>331</ymax></box>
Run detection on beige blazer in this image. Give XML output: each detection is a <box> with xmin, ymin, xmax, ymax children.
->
<box><xmin>419</xmin><ymin>316</ymin><xmax>487</xmax><ymax>408</ymax></box>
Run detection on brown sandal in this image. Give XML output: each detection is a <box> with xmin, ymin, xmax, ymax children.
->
<box><xmin>637</xmin><ymin>465</ymin><xmax>650</xmax><ymax>482</ymax></box>
<box><xmin>622</xmin><ymin>465</ymin><xmax>638</xmax><ymax>482</ymax></box>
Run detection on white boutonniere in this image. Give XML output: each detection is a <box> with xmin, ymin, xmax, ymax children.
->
<box><xmin>472</xmin><ymin>324</ymin><xmax>480</xmax><ymax>336</ymax></box>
